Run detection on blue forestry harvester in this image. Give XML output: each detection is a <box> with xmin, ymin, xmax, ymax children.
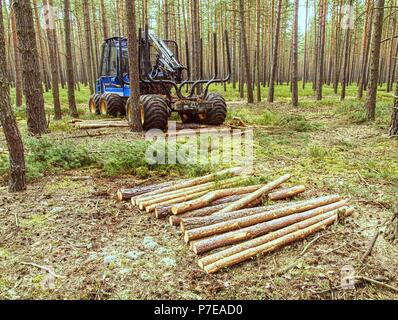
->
<box><xmin>88</xmin><ymin>27</ymin><xmax>231</xmax><ymax>131</ymax></box>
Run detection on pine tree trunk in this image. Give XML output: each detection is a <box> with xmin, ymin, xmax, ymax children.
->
<box><xmin>164</xmin><ymin>0</ymin><xmax>169</xmax><ymax>39</ymax></box>
<box><xmin>316</xmin><ymin>0</ymin><xmax>327</xmax><ymax>101</ymax></box>
<box><xmin>366</xmin><ymin>0</ymin><xmax>385</xmax><ymax>121</ymax></box>
<box><xmin>0</xmin><ymin>0</ymin><xmax>26</xmax><ymax>192</ymax></box>
<box><xmin>43</xmin><ymin>0</ymin><xmax>62</xmax><ymax>120</ymax></box>
<box><xmin>13</xmin><ymin>0</ymin><xmax>48</xmax><ymax>136</ymax></box>
<box><xmin>100</xmin><ymin>0</ymin><xmax>109</xmax><ymax>39</ymax></box>
<box><xmin>358</xmin><ymin>0</ymin><xmax>373</xmax><ymax>98</ymax></box>
<box><xmin>267</xmin><ymin>0</ymin><xmax>282</xmax><ymax>103</ymax></box>
<box><xmin>291</xmin><ymin>0</ymin><xmax>298</xmax><ymax>106</ymax></box>
<box><xmin>64</xmin><ymin>0</ymin><xmax>78</xmax><ymax>117</ymax></box>
<box><xmin>10</xmin><ymin>8</ymin><xmax>23</xmax><ymax>108</ymax></box>
<box><xmin>302</xmin><ymin>0</ymin><xmax>309</xmax><ymax>89</ymax></box>
<box><xmin>341</xmin><ymin>1</ymin><xmax>353</xmax><ymax>101</ymax></box>
<box><xmin>239</xmin><ymin>0</ymin><xmax>254</xmax><ymax>103</ymax></box>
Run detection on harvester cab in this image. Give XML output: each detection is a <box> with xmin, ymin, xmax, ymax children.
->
<box><xmin>89</xmin><ymin>27</ymin><xmax>231</xmax><ymax>131</ymax></box>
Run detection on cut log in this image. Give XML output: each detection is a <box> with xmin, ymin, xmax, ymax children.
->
<box><xmin>145</xmin><ymin>190</ymin><xmax>209</xmax><ymax>213</ymax></box>
<box><xmin>116</xmin><ymin>181</ymin><xmax>174</xmax><ymax>201</ymax></box>
<box><xmin>186</xmin><ymin>195</ymin><xmax>342</xmax><ymax>243</ymax></box>
<box><xmin>215</xmin><ymin>174</ymin><xmax>292</xmax><ymax>214</ymax></box>
<box><xmin>136</xmin><ymin>181</ymin><xmax>214</xmax><ymax>209</ymax></box>
<box><xmin>198</xmin><ymin>207</ymin><xmax>352</xmax><ymax>268</ymax></box>
<box><xmin>131</xmin><ymin>167</ymin><xmax>243</xmax><ymax>201</ymax></box>
<box><xmin>180</xmin><ymin>201</ymin><xmax>299</xmax><ymax>232</ymax></box>
<box><xmin>171</xmin><ymin>184</ymin><xmax>264</xmax><ymax>215</ymax></box>
<box><xmin>203</xmin><ymin>215</ymin><xmax>337</xmax><ymax>274</ymax></box>
<box><xmin>190</xmin><ymin>197</ymin><xmax>346</xmax><ymax>254</ymax></box>
<box><xmin>168</xmin><ymin>194</ymin><xmax>247</xmax><ymax>226</ymax></box>
<box><xmin>268</xmin><ymin>185</ymin><xmax>306</xmax><ymax>201</ymax></box>
<box><xmin>136</xmin><ymin>176</ymin><xmax>243</xmax><ymax>209</ymax></box>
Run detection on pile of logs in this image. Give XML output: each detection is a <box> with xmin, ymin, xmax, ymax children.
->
<box><xmin>116</xmin><ymin>167</ymin><xmax>352</xmax><ymax>274</ymax></box>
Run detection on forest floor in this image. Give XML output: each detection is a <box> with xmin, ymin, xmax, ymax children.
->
<box><xmin>0</xmin><ymin>84</ymin><xmax>398</xmax><ymax>300</ymax></box>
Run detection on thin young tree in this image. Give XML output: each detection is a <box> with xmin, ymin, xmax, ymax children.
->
<box><xmin>268</xmin><ymin>0</ymin><xmax>282</xmax><ymax>103</ymax></box>
<box><xmin>0</xmin><ymin>0</ymin><xmax>26</xmax><ymax>192</ymax></box>
<box><xmin>365</xmin><ymin>0</ymin><xmax>385</xmax><ymax>121</ymax></box>
<box><xmin>124</xmin><ymin>0</ymin><xmax>141</xmax><ymax>131</ymax></box>
<box><xmin>238</xmin><ymin>0</ymin><xmax>253</xmax><ymax>103</ymax></box>
<box><xmin>291</xmin><ymin>0</ymin><xmax>299</xmax><ymax>106</ymax></box>
<box><xmin>13</xmin><ymin>0</ymin><xmax>48</xmax><ymax>136</ymax></box>
<box><xmin>64</xmin><ymin>0</ymin><xmax>78</xmax><ymax>117</ymax></box>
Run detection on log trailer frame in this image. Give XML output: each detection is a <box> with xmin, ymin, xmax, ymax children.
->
<box><xmin>88</xmin><ymin>27</ymin><xmax>231</xmax><ymax>131</ymax></box>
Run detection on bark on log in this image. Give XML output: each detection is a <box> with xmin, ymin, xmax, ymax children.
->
<box><xmin>145</xmin><ymin>190</ymin><xmax>209</xmax><ymax>213</ymax></box>
<box><xmin>180</xmin><ymin>202</ymin><xmax>298</xmax><ymax>232</ymax></box>
<box><xmin>190</xmin><ymin>197</ymin><xmax>345</xmax><ymax>254</ymax></box>
<box><xmin>203</xmin><ymin>215</ymin><xmax>337</xmax><ymax>274</ymax></box>
<box><xmin>198</xmin><ymin>207</ymin><xmax>352</xmax><ymax>268</ymax></box>
<box><xmin>132</xmin><ymin>167</ymin><xmax>243</xmax><ymax>201</ymax></box>
<box><xmin>171</xmin><ymin>184</ymin><xmax>264</xmax><ymax>215</ymax></box>
<box><xmin>268</xmin><ymin>185</ymin><xmax>306</xmax><ymax>201</ymax></box>
<box><xmin>168</xmin><ymin>194</ymin><xmax>247</xmax><ymax>226</ymax></box>
<box><xmin>136</xmin><ymin>176</ymin><xmax>242</xmax><ymax>208</ymax></box>
<box><xmin>137</xmin><ymin>181</ymin><xmax>214</xmax><ymax>209</ymax></box>
<box><xmin>117</xmin><ymin>181</ymin><xmax>174</xmax><ymax>201</ymax></box>
<box><xmin>215</xmin><ymin>174</ymin><xmax>291</xmax><ymax>214</ymax></box>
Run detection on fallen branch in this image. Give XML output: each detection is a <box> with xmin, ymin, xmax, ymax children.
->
<box><xmin>355</xmin><ymin>276</ymin><xmax>398</xmax><ymax>293</ymax></box>
<box><xmin>20</xmin><ymin>262</ymin><xmax>66</xmax><ymax>279</ymax></box>
<box><xmin>360</xmin><ymin>229</ymin><xmax>380</xmax><ymax>263</ymax></box>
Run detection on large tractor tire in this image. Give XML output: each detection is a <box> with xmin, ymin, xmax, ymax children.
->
<box><xmin>138</xmin><ymin>95</ymin><xmax>169</xmax><ymax>131</ymax></box>
<box><xmin>99</xmin><ymin>94</ymin><xmax>126</xmax><ymax>117</ymax></box>
<box><xmin>88</xmin><ymin>94</ymin><xmax>101</xmax><ymax>114</ymax></box>
<box><xmin>201</xmin><ymin>93</ymin><xmax>227</xmax><ymax>125</ymax></box>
